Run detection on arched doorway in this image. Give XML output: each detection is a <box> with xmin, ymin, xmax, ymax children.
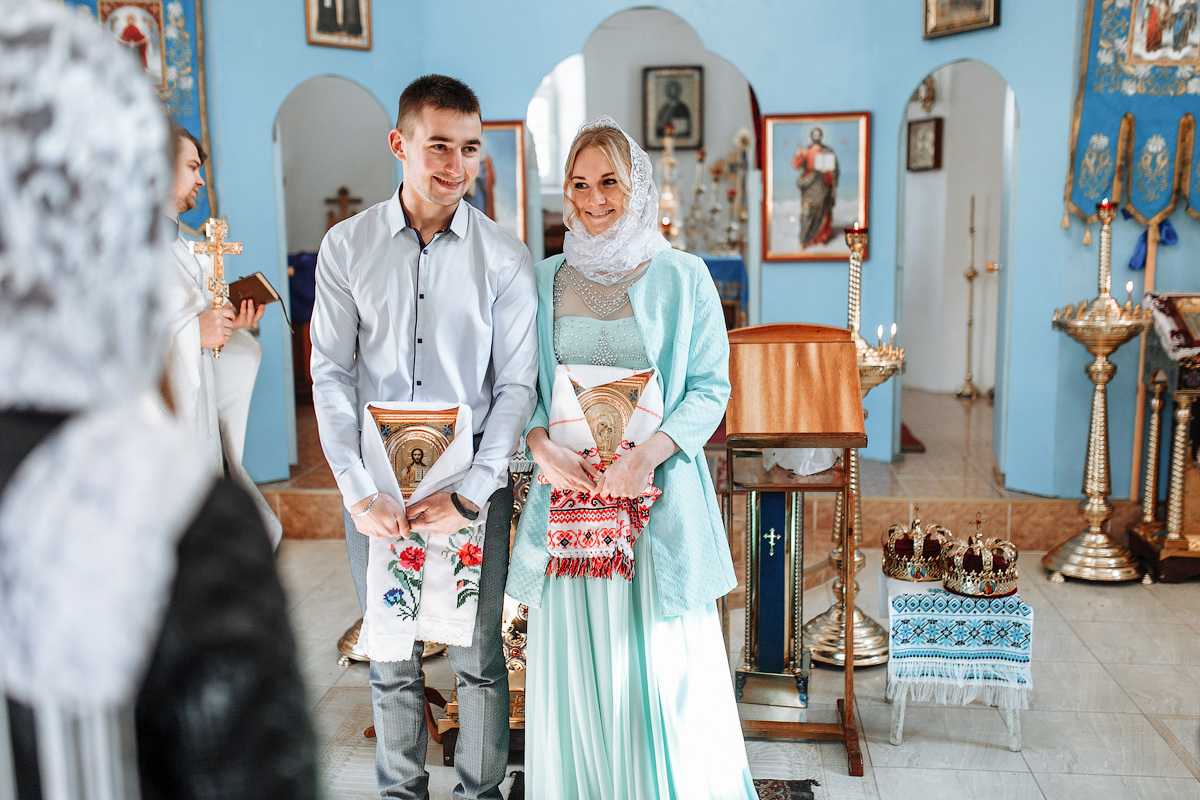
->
<box><xmin>271</xmin><ymin>75</ymin><xmax>395</xmax><ymax>462</ymax></box>
<box><xmin>525</xmin><ymin>6</ymin><xmax>763</xmax><ymax>325</ymax></box>
<box><xmin>886</xmin><ymin>59</ymin><xmax>1020</xmax><ymax>497</ymax></box>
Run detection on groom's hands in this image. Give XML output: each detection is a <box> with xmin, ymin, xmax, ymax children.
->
<box><xmin>350</xmin><ymin>492</ymin><xmax>411</xmax><ymax>539</ymax></box>
<box><xmin>406</xmin><ymin>492</ymin><xmax>478</xmax><ymax>537</ymax></box>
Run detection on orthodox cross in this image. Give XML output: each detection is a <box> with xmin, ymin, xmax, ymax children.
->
<box><xmin>190</xmin><ymin>217</ymin><xmax>242</xmax><ymax>359</ymax></box>
<box><xmin>763</xmin><ymin>527</ymin><xmax>782</xmax><ymax>558</ymax></box>
<box><xmin>967</xmin><ymin>511</ymin><xmax>990</xmax><ymax>535</ymax></box>
<box><xmin>326</xmin><ymin>186</ymin><xmax>362</xmax><ymax>229</ymax></box>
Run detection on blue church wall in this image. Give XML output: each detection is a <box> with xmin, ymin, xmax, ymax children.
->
<box><xmin>208</xmin><ymin>0</ymin><xmax>1199</xmax><ymax>500</ymax></box>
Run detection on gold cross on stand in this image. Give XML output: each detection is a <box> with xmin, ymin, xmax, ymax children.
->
<box><xmin>190</xmin><ymin>217</ymin><xmax>242</xmax><ymax>359</ymax></box>
<box><xmin>763</xmin><ymin>527</ymin><xmax>782</xmax><ymax>558</ymax></box>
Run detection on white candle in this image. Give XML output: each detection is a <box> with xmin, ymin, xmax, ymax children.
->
<box><xmin>890</xmin><ymin>322</ymin><xmax>897</xmax><ymax>347</ymax></box>
<box><xmin>877</xmin><ymin>324</ymin><xmax>883</xmax><ymax>347</ymax></box>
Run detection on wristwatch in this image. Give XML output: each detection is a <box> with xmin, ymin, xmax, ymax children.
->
<box><xmin>450</xmin><ymin>492</ymin><xmax>480</xmax><ymax>521</ymax></box>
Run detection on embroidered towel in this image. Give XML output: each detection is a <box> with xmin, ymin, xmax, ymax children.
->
<box><xmin>359</xmin><ymin>402</ymin><xmax>488</xmax><ymax>662</ymax></box>
<box><xmin>886</xmin><ymin>588</ymin><xmax>1033</xmax><ymax>710</ymax></box>
<box><xmin>542</xmin><ymin>364</ymin><xmax>663</xmax><ymax>579</ymax></box>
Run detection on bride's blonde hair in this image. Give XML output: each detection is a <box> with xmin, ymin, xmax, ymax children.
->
<box><xmin>562</xmin><ymin>124</ymin><xmax>634</xmax><ymax>230</ymax></box>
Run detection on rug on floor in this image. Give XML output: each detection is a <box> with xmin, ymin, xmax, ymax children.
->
<box><xmin>899</xmin><ymin>422</ymin><xmax>926</xmax><ymax>453</ymax></box>
<box><xmin>753</xmin><ymin>778</ymin><xmax>821</xmax><ymax>800</ymax></box>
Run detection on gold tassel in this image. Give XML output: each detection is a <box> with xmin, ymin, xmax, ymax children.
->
<box><xmin>1083</xmin><ymin>226</ymin><xmax>1092</xmax><ymax>245</ymax></box>
<box><xmin>1061</xmin><ymin>210</ymin><xmax>1071</xmax><ymax>229</ymax></box>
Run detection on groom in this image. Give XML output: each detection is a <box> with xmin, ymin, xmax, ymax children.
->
<box><xmin>310</xmin><ymin>74</ymin><xmax>537</xmax><ymax>799</ymax></box>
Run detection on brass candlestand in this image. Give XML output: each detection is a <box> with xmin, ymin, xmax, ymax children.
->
<box><xmin>1045</xmin><ymin>200</ymin><xmax>1152</xmax><ymax>582</ymax></box>
<box><xmin>802</xmin><ymin>225</ymin><xmax>904</xmax><ymax>666</ymax></box>
<box><xmin>657</xmin><ymin>128</ymin><xmax>681</xmax><ymax>247</ymax></box>
<box><xmin>1137</xmin><ymin>371</ymin><xmax>1168</xmax><ymax>535</ymax></box>
<box><xmin>956</xmin><ymin>196</ymin><xmax>982</xmax><ymax>400</ymax></box>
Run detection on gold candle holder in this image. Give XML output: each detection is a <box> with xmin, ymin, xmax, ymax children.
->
<box><xmin>1045</xmin><ymin>200</ymin><xmax>1152</xmax><ymax>582</ymax></box>
<box><xmin>802</xmin><ymin>224</ymin><xmax>903</xmax><ymax>666</ymax></box>
<box><xmin>956</xmin><ymin>196</ymin><xmax>982</xmax><ymax>400</ymax></box>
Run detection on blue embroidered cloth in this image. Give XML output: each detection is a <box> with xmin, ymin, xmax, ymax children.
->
<box><xmin>887</xmin><ymin>588</ymin><xmax>1033</xmax><ymax>710</ymax></box>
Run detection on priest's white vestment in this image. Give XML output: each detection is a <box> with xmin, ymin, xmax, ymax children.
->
<box><xmin>163</xmin><ymin>234</ymin><xmax>283</xmax><ymax>548</ymax></box>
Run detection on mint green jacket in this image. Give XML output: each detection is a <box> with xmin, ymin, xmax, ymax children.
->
<box><xmin>505</xmin><ymin>249</ymin><xmax>737</xmax><ymax>616</ymax></box>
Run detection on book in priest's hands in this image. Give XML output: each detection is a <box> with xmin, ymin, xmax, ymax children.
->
<box><xmin>227</xmin><ymin>271</ymin><xmax>291</xmax><ymax>330</ymax></box>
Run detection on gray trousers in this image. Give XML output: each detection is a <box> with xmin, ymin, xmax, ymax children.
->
<box><xmin>344</xmin><ymin>485</ymin><xmax>512</xmax><ymax>800</ymax></box>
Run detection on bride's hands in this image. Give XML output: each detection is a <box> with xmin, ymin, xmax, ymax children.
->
<box><xmin>593</xmin><ymin>432</ymin><xmax>678</xmax><ymax>500</ymax></box>
<box><xmin>527</xmin><ymin>427</ymin><xmax>599</xmax><ymax>493</ymax></box>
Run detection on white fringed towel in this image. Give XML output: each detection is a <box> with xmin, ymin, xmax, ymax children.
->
<box><xmin>359</xmin><ymin>402</ymin><xmax>488</xmax><ymax>662</ymax></box>
<box><xmin>543</xmin><ymin>365</ymin><xmax>663</xmax><ymax>579</ymax></box>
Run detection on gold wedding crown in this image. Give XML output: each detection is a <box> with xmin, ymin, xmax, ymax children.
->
<box><xmin>942</xmin><ymin>535</ymin><xmax>1019</xmax><ymax>598</ymax></box>
<box><xmin>881</xmin><ymin>508</ymin><xmax>952</xmax><ymax>582</ymax></box>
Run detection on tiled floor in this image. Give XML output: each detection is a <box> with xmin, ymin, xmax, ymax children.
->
<box><xmin>862</xmin><ymin>388</ymin><xmax>1040</xmax><ymax>500</ymax></box>
<box><xmin>282</xmin><ymin>541</ymin><xmax>1200</xmax><ymax>799</ymax></box>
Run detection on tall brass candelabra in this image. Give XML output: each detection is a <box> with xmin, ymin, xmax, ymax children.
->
<box><xmin>956</xmin><ymin>196</ymin><xmax>981</xmax><ymax>400</ymax></box>
<box><xmin>802</xmin><ymin>224</ymin><xmax>904</xmax><ymax>666</ymax></box>
<box><xmin>1045</xmin><ymin>200</ymin><xmax>1152</xmax><ymax>582</ymax></box>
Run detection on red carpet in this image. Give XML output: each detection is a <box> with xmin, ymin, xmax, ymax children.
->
<box><xmin>900</xmin><ymin>422</ymin><xmax>926</xmax><ymax>454</ymax></box>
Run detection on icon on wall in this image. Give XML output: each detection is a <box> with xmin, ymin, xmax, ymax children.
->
<box><xmin>306</xmin><ymin>0</ymin><xmax>371</xmax><ymax>50</ymax></box>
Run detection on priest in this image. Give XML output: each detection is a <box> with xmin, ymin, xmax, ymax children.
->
<box><xmin>162</xmin><ymin>124</ymin><xmax>282</xmax><ymax>547</ymax></box>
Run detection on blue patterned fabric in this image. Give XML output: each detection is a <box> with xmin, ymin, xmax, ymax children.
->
<box><xmin>1065</xmin><ymin>0</ymin><xmax>1200</xmax><ymax>229</ymax></box>
<box><xmin>887</xmin><ymin>589</ymin><xmax>1033</xmax><ymax>709</ymax></box>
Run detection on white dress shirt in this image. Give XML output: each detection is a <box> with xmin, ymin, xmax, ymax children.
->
<box><xmin>310</xmin><ymin>188</ymin><xmax>538</xmax><ymax>510</ymax></box>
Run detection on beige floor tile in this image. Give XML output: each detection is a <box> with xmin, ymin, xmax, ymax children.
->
<box><xmin>1106</xmin><ymin>665</ymin><xmax>1200</xmax><ymax>716</ymax></box>
<box><xmin>1028</xmin><ymin>661</ymin><xmax>1139</xmax><ymax>713</ymax></box>
<box><xmin>873</xmin><ymin>767</ymin><xmax>1044</xmax><ymax>800</ymax></box>
<box><xmin>858</xmin><ymin>699</ymin><xmax>1028</xmax><ymax>771</ymax></box>
<box><xmin>1037</xmin><ymin>580</ymin><xmax>1175</xmax><ymax>624</ymax></box>
<box><xmin>1068</xmin><ymin>621</ymin><xmax>1200</xmax><ymax>665</ymax></box>
<box><xmin>289</xmin><ymin>570</ymin><xmax>364</xmax><ymax>644</ymax></box>
<box><xmin>1030</xmin><ymin>617</ymin><xmax>1096</xmax><ymax>663</ymax></box>
<box><xmin>1031</xmin><ymin>773</ymin><xmax>1200</xmax><ymax>799</ymax></box>
<box><xmin>1151</xmin><ymin>716</ymin><xmax>1200</xmax><ymax>780</ymax></box>
<box><xmin>310</xmin><ymin>686</ymin><xmax>372</xmax><ymax>748</ymax></box>
<box><xmin>743</xmin><ymin>740</ymin><xmax>822</xmax><ymax>781</ymax></box>
<box><xmin>1143</xmin><ymin>579</ymin><xmax>1200</xmax><ymax>627</ymax></box>
<box><xmin>1019</xmin><ymin>710</ymin><xmax>1192</xmax><ymax>777</ymax></box>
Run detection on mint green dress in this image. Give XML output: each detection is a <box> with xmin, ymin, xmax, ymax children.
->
<box><xmin>525</xmin><ymin>268</ymin><xmax>756</xmax><ymax>800</ymax></box>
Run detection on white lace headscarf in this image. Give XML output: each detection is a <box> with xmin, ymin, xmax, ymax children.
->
<box><xmin>561</xmin><ymin>116</ymin><xmax>671</xmax><ymax>285</ymax></box>
<box><xmin>0</xmin><ymin>3</ymin><xmax>212</xmax><ymax>798</ymax></box>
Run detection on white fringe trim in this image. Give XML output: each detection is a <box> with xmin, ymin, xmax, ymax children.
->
<box><xmin>888</xmin><ymin>665</ymin><xmax>1031</xmax><ymax>710</ymax></box>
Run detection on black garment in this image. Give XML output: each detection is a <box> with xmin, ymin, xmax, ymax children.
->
<box><xmin>341</xmin><ymin>0</ymin><xmax>363</xmax><ymax>37</ymax></box>
<box><xmin>2</xmin><ymin>410</ymin><xmax>318</xmax><ymax>800</ymax></box>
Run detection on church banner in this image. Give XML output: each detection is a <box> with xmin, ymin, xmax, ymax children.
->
<box><xmin>1064</xmin><ymin>0</ymin><xmax>1199</xmax><ymax>235</ymax></box>
<box><xmin>64</xmin><ymin>0</ymin><xmax>218</xmax><ymax>235</ymax></box>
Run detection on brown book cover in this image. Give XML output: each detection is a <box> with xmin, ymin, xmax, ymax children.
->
<box><xmin>228</xmin><ymin>272</ymin><xmax>291</xmax><ymax>331</ymax></box>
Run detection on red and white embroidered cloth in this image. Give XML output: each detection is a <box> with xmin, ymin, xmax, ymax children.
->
<box><xmin>543</xmin><ymin>365</ymin><xmax>663</xmax><ymax>580</ymax></box>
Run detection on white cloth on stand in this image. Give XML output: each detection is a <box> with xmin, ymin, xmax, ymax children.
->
<box><xmin>761</xmin><ymin>447</ymin><xmax>840</xmax><ymax>476</ymax></box>
<box><xmin>359</xmin><ymin>402</ymin><xmax>489</xmax><ymax>661</ymax></box>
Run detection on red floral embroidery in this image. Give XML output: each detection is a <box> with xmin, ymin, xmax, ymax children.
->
<box><xmin>457</xmin><ymin>541</ymin><xmax>483</xmax><ymax>567</ymax></box>
<box><xmin>398</xmin><ymin>546</ymin><xmax>425</xmax><ymax>572</ymax></box>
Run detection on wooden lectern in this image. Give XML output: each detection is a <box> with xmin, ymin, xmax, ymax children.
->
<box><xmin>725</xmin><ymin>323</ymin><xmax>865</xmax><ymax>776</ymax></box>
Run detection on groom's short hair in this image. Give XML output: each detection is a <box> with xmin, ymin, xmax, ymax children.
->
<box><xmin>395</xmin><ymin>74</ymin><xmax>480</xmax><ymax>135</ymax></box>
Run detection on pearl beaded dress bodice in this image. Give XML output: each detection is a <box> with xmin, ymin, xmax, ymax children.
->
<box><xmin>552</xmin><ymin>263</ymin><xmax>651</xmax><ymax>370</ymax></box>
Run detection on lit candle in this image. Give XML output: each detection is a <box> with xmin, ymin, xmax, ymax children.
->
<box><xmin>890</xmin><ymin>322</ymin><xmax>897</xmax><ymax>347</ymax></box>
<box><xmin>877</xmin><ymin>324</ymin><xmax>883</xmax><ymax>347</ymax></box>
<box><xmin>1126</xmin><ymin>280</ymin><xmax>1134</xmax><ymax>300</ymax></box>
<box><xmin>1099</xmin><ymin>196</ymin><xmax>1116</xmax><ymax>210</ymax></box>
<box><xmin>853</xmin><ymin>220</ymin><xmax>862</xmax><ymax>231</ymax></box>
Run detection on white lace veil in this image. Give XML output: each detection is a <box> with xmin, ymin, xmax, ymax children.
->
<box><xmin>0</xmin><ymin>3</ymin><xmax>212</xmax><ymax>798</ymax></box>
<box><xmin>561</xmin><ymin>116</ymin><xmax>671</xmax><ymax>285</ymax></box>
